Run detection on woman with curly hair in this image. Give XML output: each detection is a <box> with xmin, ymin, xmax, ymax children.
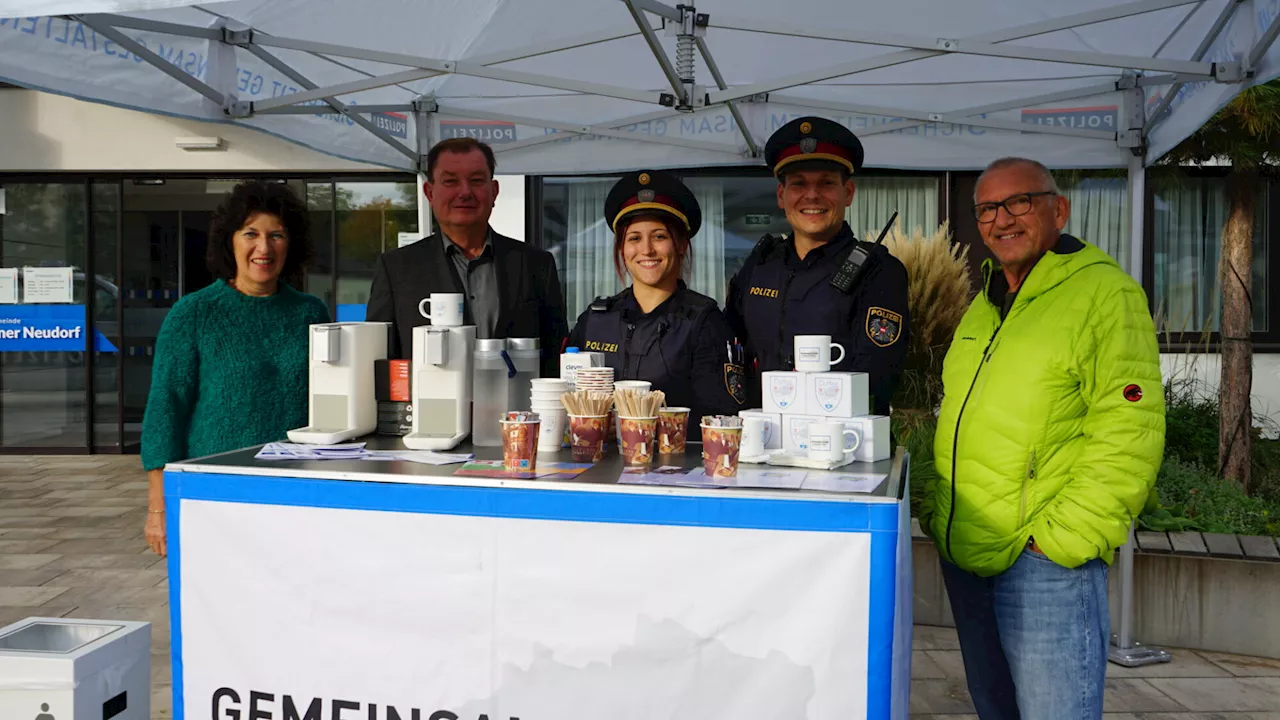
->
<box><xmin>141</xmin><ymin>180</ymin><xmax>330</xmax><ymax>556</ymax></box>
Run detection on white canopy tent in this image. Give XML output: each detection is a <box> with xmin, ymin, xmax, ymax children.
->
<box><xmin>0</xmin><ymin>0</ymin><xmax>1279</xmax><ymax>281</ymax></box>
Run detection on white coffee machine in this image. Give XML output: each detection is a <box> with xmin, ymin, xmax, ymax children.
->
<box><xmin>288</xmin><ymin>322</ymin><xmax>390</xmax><ymax>444</ymax></box>
<box><xmin>402</xmin><ymin>323</ymin><xmax>477</xmax><ymax>450</ymax></box>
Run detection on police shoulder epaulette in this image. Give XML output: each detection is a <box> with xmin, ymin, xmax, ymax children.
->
<box><xmin>588</xmin><ymin>295</ymin><xmax>615</xmax><ymax>312</ymax></box>
<box><xmin>749</xmin><ymin>233</ymin><xmax>785</xmax><ymax>265</ymax></box>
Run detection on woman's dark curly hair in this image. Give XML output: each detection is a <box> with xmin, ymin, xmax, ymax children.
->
<box><xmin>206</xmin><ymin>181</ymin><xmax>312</xmax><ymax>284</ymax></box>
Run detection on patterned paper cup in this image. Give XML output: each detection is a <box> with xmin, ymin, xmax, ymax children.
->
<box><xmin>618</xmin><ymin>416</ymin><xmax>658</xmax><ymax>465</ymax></box>
<box><xmin>700</xmin><ymin>425</ymin><xmax>743</xmax><ymax>478</ymax></box>
<box><xmin>568</xmin><ymin>414</ymin><xmax>608</xmax><ymax>463</ymax></box>
<box><xmin>658</xmin><ymin>407</ymin><xmax>690</xmax><ymax>455</ymax></box>
<box><xmin>500</xmin><ymin>419</ymin><xmax>540</xmax><ymax>472</ymax></box>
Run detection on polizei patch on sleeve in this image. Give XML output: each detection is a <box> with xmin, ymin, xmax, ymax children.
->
<box><xmin>866</xmin><ymin>306</ymin><xmax>903</xmax><ymax>347</ymax></box>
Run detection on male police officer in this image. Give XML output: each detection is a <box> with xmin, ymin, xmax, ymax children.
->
<box><xmin>726</xmin><ymin>116</ymin><xmax>910</xmax><ymax>415</ymax></box>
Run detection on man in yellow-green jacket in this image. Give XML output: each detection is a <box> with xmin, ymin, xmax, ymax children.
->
<box><xmin>921</xmin><ymin>157</ymin><xmax>1165</xmax><ymax>720</ymax></box>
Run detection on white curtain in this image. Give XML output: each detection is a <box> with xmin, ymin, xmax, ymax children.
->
<box><xmin>1152</xmin><ymin>177</ymin><xmax>1267</xmax><ymax>333</ymax></box>
<box><xmin>1058</xmin><ymin>177</ymin><xmax>1129</xmax><ymax>270</ymax></box>
<box><xmin>563</xmin><ymin>178</ymin><xmax>624</xmax><ymax>320</ymax></box>
<box><xmin>686</xmin><ymin>177</ymin><xmax>728</xmax><ymax>303</ymax></box>
<box><xmin>846</xmin><ymin>176</ymin><xmax>939</xmax><ymax>240</ymax></box>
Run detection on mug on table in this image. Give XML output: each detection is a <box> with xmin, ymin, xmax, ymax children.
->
<box><xmin>807</xmin><ymin>421</ymin><xmax>860</xmax><ymax>463</ymax></box>
<box><xmin>794</xmin><ymin>334</ymin><xmax>845</xmax><ymax>373</ymax></box>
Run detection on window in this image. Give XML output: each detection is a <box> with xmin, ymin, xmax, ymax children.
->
<box><xmin>541</xmin><ymin>171</ymin><xmax>943</xmax><ymax>321</ymax></box>
<box><xmin>1152</xmin><ymin>176</ymin><xmax>1268</xmax><ymax>334</ymax></box>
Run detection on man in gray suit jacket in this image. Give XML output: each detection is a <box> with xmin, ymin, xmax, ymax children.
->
<box><xmin>367</xmin><ymin>138</ymin><xmax>568</xmax><ymax>377</ymax></box>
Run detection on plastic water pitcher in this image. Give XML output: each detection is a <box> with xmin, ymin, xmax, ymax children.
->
<box><xmin>472</xmin><ymin>338</ymin><xmax>512</xmax><ymax>446</ymax></box>
<box><xmin>507</xmin><ymin>337</ymin><xmax>541</xmax><ymax>412</ymax></box>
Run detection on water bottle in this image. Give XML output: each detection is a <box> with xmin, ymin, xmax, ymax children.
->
<box><xmin>472</xmin><ymin>338</ymin><xmax>511</xmax><ymax>446</ymax></box>
<box><xmin>507</xmin><ymin>338</ymin><xmax>541</xmax><ymax>412</ymax></box>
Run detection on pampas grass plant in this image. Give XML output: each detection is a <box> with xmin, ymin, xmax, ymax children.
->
<box><xmin>880</xmin><ymin>220</ymin><xmax>976</xmax><ymax>414</ymax></box>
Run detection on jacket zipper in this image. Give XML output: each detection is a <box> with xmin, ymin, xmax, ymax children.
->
<box><xmin>1020</xmin><ymin>448</ymin><xmax>1036</xmax><ymax>526</ymax></box>
<box><xmin>777</xmin><ymin>268</ymin><xmax>797</xmax><ymax>369</ymax></box>
<box><xmin>944</xmin><ymin>322</ymin><xmax>1002</xmax><ymax>562</ymax></box>
<box><xmin>622</xmin><ymin>322</ymin><xmax>637</xmax><ymax>379</ymax></box>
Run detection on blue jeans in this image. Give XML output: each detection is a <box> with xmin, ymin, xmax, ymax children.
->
<box><xmin>940</xmin><ymin>547</ymin><xmax>1109</xmax><ymax>720</ymax></box>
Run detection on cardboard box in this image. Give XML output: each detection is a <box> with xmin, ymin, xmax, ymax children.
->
<box><xmin>847</xmin><ymin>414</ymin><xmax>891</xmax><ymax>462</ymax></box>
<box><xmin>762</xmin><ymin>371</ymin><xmax>808</xmax><ymax>415</ymax></box>
<box><xmin>737</xmin><ymin>409</ymin><xmax>782</xmax><ymax>451</ymax></box>
<box><xmin>782</xmin><ymin>414</ymin><xmax>826</xmax><ymax>455</ymax></box>
<box><xmin>375</xmin><ymin>359</ymin><xmax>411</xmax><ymax>402</ymax></box>
<box><xmin>0</xmin><ymin>617</ymin><xmax>150</xmax><ymax>720</ymax></box>
<box><xmin>808</xmin><ymin>371</ymin><xmax>869</xmax><ymax>418</ymax></box>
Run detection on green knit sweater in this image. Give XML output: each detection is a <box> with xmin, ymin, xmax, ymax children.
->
<box><xmin>141</xmin><ymin>279</ymin><xmax>330</xmax><ymax>470</ymax></box>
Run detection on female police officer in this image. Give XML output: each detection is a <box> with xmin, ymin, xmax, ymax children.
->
<box><xmin>566</xmin><ymin>170</ymin><xmax>744</xmax><ymax>439</ymax></box>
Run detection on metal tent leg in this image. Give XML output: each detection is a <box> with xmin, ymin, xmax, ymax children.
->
<box><xmin>1108</xmin><ymin>525</ymin><xmax>1171</xmax><ymax>667</ymax></box>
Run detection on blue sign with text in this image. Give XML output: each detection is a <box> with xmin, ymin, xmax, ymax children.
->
<box><xmin>0</xmin><ymin>305</ymin><xmax>117</xmax><ymax>352</ymax></box>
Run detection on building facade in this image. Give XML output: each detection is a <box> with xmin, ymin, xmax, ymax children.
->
<box><xmin>0</xmin><ymin>88</ymin><xmax>1273</xmax><ymax>452</ymax></box>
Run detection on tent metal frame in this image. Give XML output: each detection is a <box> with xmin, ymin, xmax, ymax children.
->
<box><xmin>60</xmin><ymin>1</ymin><xmax>1280</xmax><ymax>670</ymax></box>
<box><xmin>73</xmin><ymin>0</ymin><xmax>1266</xmax><ymax>174</ymax></box>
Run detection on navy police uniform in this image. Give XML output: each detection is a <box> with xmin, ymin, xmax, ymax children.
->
<box><xmin>725</xmin><ymin>117</ymin><xmax>910</xmax><ymax>416</ymax></box>
<box><xmin>567</xmin><ymin>171</ymin><xmax>745</xmax><ymax>439</ymax></box>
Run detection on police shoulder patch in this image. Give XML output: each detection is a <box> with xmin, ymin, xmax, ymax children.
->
<box><xmin>866</xmin><ymin>306</ymin><xmax>903</xmax><ymax>348</ymax></box>
<box><xmin>724</xmin><ymin>363</ymin><xmax>746</xmax><ymax>405</ymax></box>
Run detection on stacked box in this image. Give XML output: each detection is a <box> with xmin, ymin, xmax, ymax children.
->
<box><xmin>759</xmin><ymin>369</ymin><xmax>889</xmax><ymax>462</ymax></box>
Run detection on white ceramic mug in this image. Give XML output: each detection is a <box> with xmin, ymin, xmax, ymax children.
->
<box><xmin>807</xmin><ymin>421</ymin><xmax>860</xmax><ymax>463</ymax></box>
<box><xmin>418</xmin><ymin>293</ymin><xmax>465</xmax><ymax>326</ymax></box>
<box><xmin>794</xmin><ymin>334</ymin><xmax>846</xmax><ymax>372</ymax></box>
<box><xmin>741</xmin><ymin>416</ymin><xmax>767</xmax><ymax>457</ymax></box>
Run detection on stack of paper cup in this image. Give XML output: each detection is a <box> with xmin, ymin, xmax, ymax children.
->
<box><xmin>530</xmin><ymin>378</ymin><xmax>569</xmax><ymax>453</ymax></box>
<box><xmin>574</xmin><ymin>367</ymin><xmax>617</xmax><ymax>443</ymax></box>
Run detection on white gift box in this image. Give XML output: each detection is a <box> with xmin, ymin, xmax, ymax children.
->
<box><xmin>762</xmin><ymin>371</ymin><xmax>808</xmax><ymax>415</ymax></box>
<box><xmin>738</xmin><ymin>409</ymin><xmax>783</xmax><ymax>450</ymax></box>
<box><xmin>807</xmin><ymin>371</ymin><xmax>869</xmax><ymax>418</ymax></box>
<box><xmin>847</xmin><ymin>414</ymin><xmax>892</xmax><ymax>462</ymax></box>
<box><xmin>0</xmin><ymin>617</ymin><xmax>151</xmax><ymax>720</ymax></box>
<box><xmin>782</xmin><ymin>414</ymin><xmax>826</xmax><ymax>455</ymax></box>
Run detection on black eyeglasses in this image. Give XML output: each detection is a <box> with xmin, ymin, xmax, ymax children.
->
<box><xmin>972</xmin><ymin>191</ymin><xmax>1057</xmax><ymax>223</ymax></box>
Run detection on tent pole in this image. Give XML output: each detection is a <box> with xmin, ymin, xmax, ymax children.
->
<box><xmin>1127</xmin><ymin>154</ymin><xmax>1146</xmax><ymax>283</ymax></box>
<box><xmin>1109</xmin><ymin>524</ymin><xmax>1172</xmax><ymax>667</ymax></box>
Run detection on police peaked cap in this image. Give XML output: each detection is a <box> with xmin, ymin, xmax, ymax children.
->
<box><xmin>765</xmin><ymin>116</ymin><xmax>864</xmax><ymax>177</ymax></box>
<box><xmin>604</xmin><ymin>170</ymin><xmax>702</xmax><ymax>237</ymax></box>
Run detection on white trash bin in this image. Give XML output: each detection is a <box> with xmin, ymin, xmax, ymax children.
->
<box><xmin>0</xmin><ymin>617</ymin><xmax>150</xmax><ymax>720</ymax></box>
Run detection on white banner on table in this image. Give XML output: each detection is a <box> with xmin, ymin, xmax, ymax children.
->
<box><xmin>179</xmin><ymin>500</ymin><xmax>874</xmax><ymax>720</ymax></box>
<box><xmin>22</xmin><ymin>266</ymin><xmax>73</xmax><ymax>303</ymax></box>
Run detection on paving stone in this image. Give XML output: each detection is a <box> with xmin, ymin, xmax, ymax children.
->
<box><xmin>913</xmin><ymin>624</ymin><xmax>961</xmax><ymax>650</ymax></box>
<box><xmin>912</xmin><ymin>651</ymin><xmax>947</xmax><ymax>679</ymax></box>
<box><xmin>1198</xmin><ymin>651</ymin><xmax>1280</xmax><ymax>678</ymax></box>
<box><xmin>1106</xmin><ymin>650</ymin><xmax>1233</xmax><ymax>678</ymax></box>
<box><xmin>925</xmin><ymin>650</ymin><xmax>967</xmax><ymax>679</ymax></box>
<box><xmin>0</xmin><ymin>568</ymin><xmax>67</xmax><ymax>586</ymax></box>
<box><xmin>1147</xmin><ymin>678</ymin><xmax>1280</xmax><ymax>712</ymax></box>
<box><xmin>153</xmin><ymin>684</ymin><xmax>173</xmax><ymax>719</ymax></box>
<box><xmin>1169</xmin><ymin>532</ymin><xmax>1209</xmax><ymax>555</ymax></box>
<box><xmin>1135</xmin><ymin>531</ymin><xmax>1173</xmax><ymax>553</ymax></box>
<box><xmin>1203</xmin><ymin>532</ymin><xmax>1245</xmax><ymax>558</ymax></box>
<box><xmin>0</xmin><ymin>586</ymin><xmax>69</xmax><ymax>606</ymax></box>
<box><xmin>43</xmin><ymin>506</ymin><xmax>135</xmax><ymax>518</ymax></box>
<box><xmin>39</xmin><ymin>554</ymin><xmax>162</xmax><ymax>571</ymax></box>
<box><xmin>0</xmin><ymin>528</ymin><xmax>55</xmax><ymax>539</ymax></box>
<box><xmin>0</xmin><ymin>605</ymin><xmax>75</xmax><ymax>626</ymax></box>
<box><xmin>43</xmin><ymin>527</ymin><xmax>142</xmax><ymax>541</ymax></box>
<box><xmin>1102</xmin><ymin>679</ymin><xmax>1187</xmax><ymax>712</ymax></box>
<box><xmin>908</xmin><ymin>679</ymin><xmax>975</xmax><ymax>714</ymax></box>
<box><xmin>51</xmin><ymin>568</ymin><xmax>168</xmax><ymax>588</ymax></box>
<box><xmin>0</xmin><ymin>539</ymin><xmax>58</xmax><ymax>553</ymax></box>
<box><xmin>0</xmin><ymin>554</ymin><xmax>59</xmax><ymax>570</ymax></box>
<box><xmin>42</xmin><ymin>539</ymin><xmax>146</xmax><ymax>554</ymax></box>
<box><xmin>47</xmin><ymin>585</ymin><xmax>169</xmax><ymax>607</ymax></box>
<box><xmin>1239</xmin><ymin>535</ymin><xmax>1280</xmax><ymax>562</ymax></box>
